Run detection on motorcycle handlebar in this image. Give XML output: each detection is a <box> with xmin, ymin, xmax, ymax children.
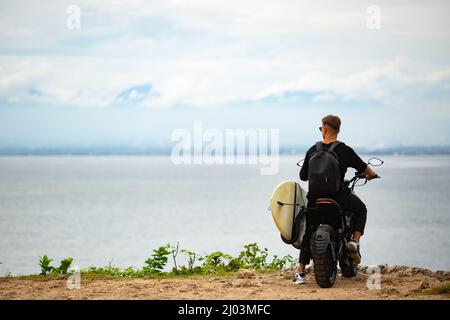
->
<box><xmin>344</xmin><ymin>172</ymin><xmax>380</xmax><ymax>187</ymax></box>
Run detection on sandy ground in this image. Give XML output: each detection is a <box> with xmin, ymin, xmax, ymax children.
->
<box><xmin>1</xmin><ymin>265</ymin><xmax>449</xmax><ymax>300</ymax></box>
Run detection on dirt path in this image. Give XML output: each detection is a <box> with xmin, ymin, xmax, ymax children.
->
<box><xmin>1</xmin><ymin>266</ymin><xmax>449</xmax><ymax>300</ymax></box>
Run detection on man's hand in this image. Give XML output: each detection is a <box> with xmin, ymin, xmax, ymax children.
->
<box><xmin>364</xmin><ymin>165</ymin><xmax>378</xmax><ymax>181</ymax></box>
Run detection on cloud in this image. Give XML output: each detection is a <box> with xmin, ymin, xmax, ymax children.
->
<box><xmin>0</xmin><ymin>54</ymin><xmax>449</xmax><ymax>110</ymax></box>
<box><xmin>0</xmin><ymin>0</ymin><xmax>449</xmax><ymax>111</ymax></box>
<box><xmin>254</xmin><ymin>57</ymin><xmax>450</xmax><ymax>107</ymax></box>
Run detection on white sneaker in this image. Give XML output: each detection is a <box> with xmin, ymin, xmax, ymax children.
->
<box><xmin>292</xmin><ymin>272</ymin><xmax>306</xmax><ymax>284</ymax></box>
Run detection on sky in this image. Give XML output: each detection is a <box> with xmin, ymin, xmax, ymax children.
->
<box><xmin>0</xmin><ymin>0</ymin><xmax>449</xmax><ymax>150</ymax></box>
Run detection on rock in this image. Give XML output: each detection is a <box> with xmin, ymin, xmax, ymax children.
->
<box><xmin>389</xmin><ymin>265</ymin><xmax>407</xmax><ymax>273</ymax></box>
<box><xmin>397</xmin><ymin>266</ymin><xmax>434</xmax><ymax>278</ymax></box>
<box><xmin>237</xmin><ymin>268</ymin><xmax>256</xmax><ymax>279</ymax></box>
<box><xmin>398</xmin><ymin>267</ymin><xmax>414</xmax><ymax>277</ymax></box>
<box><xmin>433</xmin><ymin>271</ymin><xmax>450</xmax><ymax>282</ymax></box>
<box><xmin>417</xmin><ymin>278</ymin><xmax>431</xmax><ymax>290</ymax></box>
<box><xmin>379</xmin><ymin>264</ymin><xmax>389</xmax><ymax>274</ymax></box>
<box><xmin>389</xmin><ymin>265</ymin><xmax>431</xmax><ymax>277</ymax></box>
<box><xmin>357</xmin><ymin>265</ymin><xmax>368</xmax><ymax>273</ymax></box>
<box><xmin>413</xmin><ymin>267</ymin><xmax>433</xmax><ymax>276</ymax></box>
<box><xmin>405</xmin><ymin>276</ymin><xmax>440</xmax><ymax>294</ymax></box>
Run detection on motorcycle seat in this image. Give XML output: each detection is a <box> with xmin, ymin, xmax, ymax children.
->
<box><xmin>315</xmin><ymin>198</ymin><xmax>343</xmax><ymax>212</ymax></box>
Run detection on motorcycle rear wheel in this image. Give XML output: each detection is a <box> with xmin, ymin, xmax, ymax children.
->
<box><xmin>313</xmin><ymin>245</ymin><xmax>337</xmax><ymax>288</ymax></box>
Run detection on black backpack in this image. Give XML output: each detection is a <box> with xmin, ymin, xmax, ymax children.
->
<box><xmin>308</xmin><ymin>141</ymin><xmax>342</xmax><ymax>196</ymax></box>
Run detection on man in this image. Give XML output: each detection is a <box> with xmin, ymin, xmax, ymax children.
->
<box><xmin>293</xmin><ymin>115</ymin><xmax>378</xmax><ymax>284</ymax></box>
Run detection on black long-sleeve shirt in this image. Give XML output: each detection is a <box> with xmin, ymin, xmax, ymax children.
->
<box><xmin>300</xmin><ymin>141</ymin><xmax>367</xmax><ymax>194</ymax></box>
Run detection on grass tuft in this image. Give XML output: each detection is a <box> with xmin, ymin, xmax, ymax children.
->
<box><xmin>421</xmin><ymin>282</ymin><xmax>450</xmax><ymax>297</ymax></box>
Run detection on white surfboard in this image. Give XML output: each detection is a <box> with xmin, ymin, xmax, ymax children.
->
<box><xmin>269</xmin><ymin>180</ymin><xmax>307</xmax><ymax>243</ymax></box>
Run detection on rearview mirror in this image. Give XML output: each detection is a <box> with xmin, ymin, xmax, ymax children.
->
<box><xmin>368</xmin><ymin>157</ymin><xmax>384</xmax><ymax>166</ymax></box>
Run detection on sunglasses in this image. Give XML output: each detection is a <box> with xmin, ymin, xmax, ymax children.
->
<box><xmin>319</xmin><ymin>123</ymin><xmax>337</xmax><ymax>132</ymax></box>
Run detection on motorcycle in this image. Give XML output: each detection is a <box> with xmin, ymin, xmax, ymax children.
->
<box><xmin>302</xmin><ymin>157</ymin><xmax>383</xmax><ymax>288</ymax></box>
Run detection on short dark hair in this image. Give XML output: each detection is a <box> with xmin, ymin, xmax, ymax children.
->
<box><xmin>322</xmin><ymin>115</ymin><xmax>341</xmax><ymax>133</ymax></box>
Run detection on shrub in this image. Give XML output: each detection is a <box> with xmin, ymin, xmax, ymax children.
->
<box><xmin>267</xmin><ymin>254</ymin><xmax>297</xmax><ymax>270</ymax></box>
<box><xmin>39</xmin><ymin>255</ymin><xmax>54</xmax><ymax>275</ymax></box>
<box><xmin>143</xmin><ymin>244</ymin><xmax>172</xmax><ymax>274</ymax></box>
<box><xmin>39</xmin><ymin>255</ymin><xmax>73</xmax><ymax>275</ymax></box>
<box><xmin>199</xmin><ymin>251</ymin><xmax>233</xmax><ymax>273</ymax></box>
<box><xmin>55</xmin><ymin>257</ymin><xmax>73</xmax><ymax>274</ymax></box>
<box><xmin>238</xmin><ymin>243</ymin><xmax>269</xmax><ymax>270</ymax></box>
<box><xmin>37</xmin><ymin>242</ymin><xmax>297</xmax><ymax>277</ymax></box>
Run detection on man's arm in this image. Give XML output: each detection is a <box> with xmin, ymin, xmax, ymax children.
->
<box><xmin>364</xmin><ymin>165</ymin><xmax>378</xmax><ymax>181</ymax></box>
<box><xmin>299</xmin><ymin>148</ymin><xmax>312</xmax><ymax>181</ymax></box>
<box><xmin>347</xmin><ymin>146</ymin><xmax>378</xmax><ymax>180</ymax></box>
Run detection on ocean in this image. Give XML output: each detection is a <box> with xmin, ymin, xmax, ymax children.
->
<box><xmin>1</xmin><ymin>155</ymin><xmax>449</xmax><ymax>275</ymax></box>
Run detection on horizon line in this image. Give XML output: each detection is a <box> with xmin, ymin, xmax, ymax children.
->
<box><xmin>1</xmin><ymin>145</ymin><xmax>450</xmax><ymax>156</ymax></box>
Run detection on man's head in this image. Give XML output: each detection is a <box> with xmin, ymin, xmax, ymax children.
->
<box><xmin>320</xmin><ymin>114</ymin><xmax>341</xmax><ymax>139</ymax></box>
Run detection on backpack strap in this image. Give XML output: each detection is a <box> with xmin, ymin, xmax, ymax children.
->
<box><xmin>329</xmin><ymin>140</ymin><xmax>342</xmax><ymax>152</ymax></box>
<box><xmin>315</xmin><ymin>141</ymin><xmax>323</xmax><ymax>151</ymax></box>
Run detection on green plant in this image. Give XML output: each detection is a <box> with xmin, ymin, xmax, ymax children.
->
<box><xmin>267</xmin><ymin>254</ymin><xmax>297</xmax><ymax>270</ymax></box>
<box><xmin>144</xmin><ymin>244</ymin><xmax>172</xmax><ymax>274</ymax></box>
<box><xmin>38</xmin><ymin>255</ymin><xmax>74</xmax><ymax>275</ymax></box>
<box><xmin>39</xmin><ymin>255</ymin><xmax>54</xmax><ymax>275</ymax></box>
<box><xmin>56</xmin><ymin>257</ymin><xmax>73</xmax><ymax>274</ymax></box>
<box><xmin>227</xmin><ymin>257</ymin><xmax>244</xmax><ymax>271</ymax></box>
<box><xmin>238</xmin><ymin>243</ymin><xmax>269</xmax><ymax>270</ymax></box>
<box><xmin>181</xmin><ymin>249</ymin><xmax>198</xmax><ymax>272</ymax></box>
<box><xmin>199</xmin><ymin>251</ymin><xmax>233</xmax><ymax>273</ymax></box>
<box><xmin>85</xmin><ymin>264</ymin><xmax>122</xmax><ymax>277</ymax></box>
<box><xmin>35</xmin><ymin>242</ymin><xmax>297</xmax><ymax>278</ymax></box>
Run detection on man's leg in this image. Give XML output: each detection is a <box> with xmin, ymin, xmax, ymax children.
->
<box><xmin>298</xmin><ymin>219</ymin><xmax>313</xmax><ymax>272</ymax></box>
<box><xmin>293</xmin><ymin>231</ymin><xmax>311</xmax><ymax>284</ymax></box>
<box><xmin>298</xmin><ymin>249</ymin><xmax>311</xmax><ymax>273</ymax></box>
<box><xmin>343</xmin><ymin>193</ymin><xmax>367</xmax><ymax>264</ymax></box>
<box><xmin>346</xmin><ymin>193</ymin><xmax>367</xmax><ymax>239</ymax></box>
<box><xmin>298</xmin><ymin>263</ymin><xmax>306</xmax><ymax>273</ymax></box>
<box><xmin>293</xmin><ymin>249</ymin><xmax>310</xmax><ymax>284</ymax></box>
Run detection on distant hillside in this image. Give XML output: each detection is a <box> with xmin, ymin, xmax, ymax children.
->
<box><xmin>1</xmin><ymin>145</ymin><xmax>450</xmax><ymax>156</ymax></box>
<box><xmin>281</xmin><ymin>145</ymin><xmax>450</xmax><ymax>156</ymax></box>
